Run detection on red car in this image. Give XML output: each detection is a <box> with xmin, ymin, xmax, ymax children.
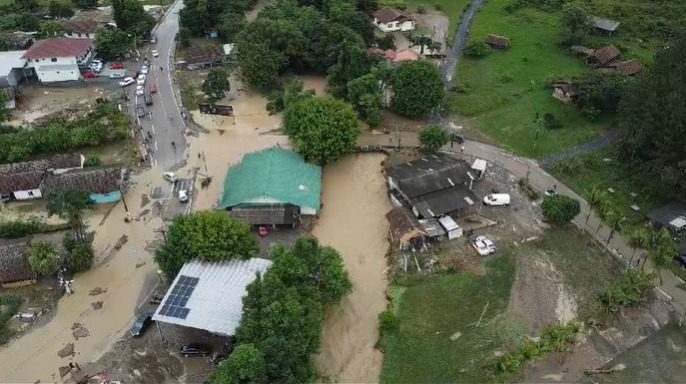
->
<box><xmin>110</xmin><ymin>62</ymin><xmax>123</xmax><ymax>69</ymax></box>
<box><xmin>83</xmin><ymin>71</ymin><xmax>97</xmax><ymax>79</ymax></box>
<box><xmin>149</xmin><ymin>83</ymin><xmax>157</xmax><ymax>94</ymax></box>
<box><xmin>258</xmin><ymin>226</ymin><xmax>269</xmax><ymax>237</ymax></box>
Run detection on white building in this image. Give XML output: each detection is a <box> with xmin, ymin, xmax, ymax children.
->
<box><xmin>0</xmin><ymin>51</ymin><xmax>29</xmax><ymax>88</ymax></box>
<box><xmin>22</xmin><ymin>38</ymin><xmax>94</xmax><ymax>83</ymax></box>
<box><xmin>373</xmin><ymin>7</ymin><xmax>415</xmax><ymax>32</ymax></box>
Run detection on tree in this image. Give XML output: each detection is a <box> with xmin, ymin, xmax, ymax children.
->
<box><xmin>605</xmin><ymin>212</ymin><xmax>626</xmax><ymax>245</ymax></box>
<box><xmin>48</xmin><ymin>0</ymin><xmax>74</xmax><ymax>18</ymax></box>
<box><xmin>619</xmin><ymin>38</ymin><xmax>686</xmax><ymax>197</ymax></box>
<box><xmin>217</xmin><ymin>11</ymin><xmax>246</xmax><ymax>43</ymax></box>
<box><xmin>95</xmin><ymin>28</ymin><xmax>131</xmax><ymax>59</ymax></box>
<box><xmin>0</xmin><ymin>91</ymin><xmax>9</xmax><ymax>122</ymax></box>
<box><xmin>600</xmin><ymin>269</ymin><xmax>653</xmax><ymax>313</ymax></box>
<box><xmin>73</xmin><ymin>0</ymin><xmax>99</xmax><ymax>9</ymax></box>
<box><xmin>67</xmin><ymin>243</ymin><xmax>94</xmax><ymax>272</ymax></box>
<box><xmin>40</xmin><ymin>21</ymin><xmax>67</xmax><ymax>39</ymax></box>
<box><xmin>407</xmin><ymin>33</ymin><xmax>441</xmax><ymax>55</ymax></box>
<box><xmin>154</xmin><ymin>211</ymin><xmax>258</xmax><ymax>278</ymax></box>
<box><xmin>419</xmin><ymin>125</ymin><xmax>450</xmax><ymax>153</ymax></box>
<box><xmin>28</xmin><ymin>242</ymin><xmax>61</xmax><ymax>277</ymax></box>
<box><xmin>648</xmin><ymin>228</ymin><xmax>677</xmax><ymax>282</ymax></box>
<box><xmin>464</xmin><ymin>40</ymin><xmax>490</xmax><ymax>58</ymax></box>
<box><xmin>628</xmin><ymin>227</ymin><xmax>650</xmax><ymax>267</ymax></box>
<box><xmin>209</xmin><ymin>344</ymin><xmax>267</xmax><ymax>384</ymax></box>
<box><xmin>266</xmin><ymin>80</ymin><xmax>315</xmax><ymax>114</ymax></box>
<box><xmin>202</xmin><ymin>68</ymin><xmax>231</xmax><ymax>104</ymax></box>
<box><xmin>541</xmin><ymin>195</ymin><xmax>581</xmax><ymax>224</ymax></box>
<box><xmin>284</xmin><ymin>96</ymin><xmax>361</xmax><ymax>164</ymax></box>
<box><xmin>346</xmin><ymin>73</ymin><xmax>383</xmax><ymax>126</ymax></box>
<box><xmin>585</xmin><ymin>187</ymin><xmax>603</xmax><ymax>227</ymax></box>
<box><xmin>573</xmin><ymin>72</ymin><xmax>628</xmax><ymax>120</ymax></box>
<box><xmin>561</xmin><ymin>2</ymin><xmax>592</xmax><ymax>36</ymax></box>
<box><xmin>391</xmin><ymin>60</ymin><xmax>445</xmax><ymax>118</ymax></box>
<box><xmin>46</xmin><ymin>192</ymin><xmax>94</xmax><ymax>242</ymax></box>
<box><xmin>112</xmin><ymin>0</ymin><xmax>155</xmax><ymax>35</ymax></box>
<box><xmin>326</xmin><ymin>41</ymin><xmax>373</xmax><ymax>99</ymax></box>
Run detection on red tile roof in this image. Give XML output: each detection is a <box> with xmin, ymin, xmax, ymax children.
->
<box><xmin>22</xmin><ymin>38</ymin><xmax>93</xmax><ymax>60</ymax></box>
<box><xmin>59</xmin><ymin>19</ymin><xmax>98</xmax><ymax>34</ymax></box>
<box><xmin>374</xmin><ymin>7</ymin><xmax>411</xmax><ymax>23</ymax></box>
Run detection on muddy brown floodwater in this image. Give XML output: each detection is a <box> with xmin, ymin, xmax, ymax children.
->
<box><xmin>314</xmin><ymin>154</ymin><xmax>391</xmax><ymax>383</ymax></box>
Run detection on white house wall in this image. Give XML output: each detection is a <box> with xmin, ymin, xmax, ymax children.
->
<box><xmin>36</xmin><ymin>65</ymin><xmax>80</xmax><ymax>82</ymax></box>
<box><xmin>374</xmin><ymin>19</ymin><xmax>415</xmax><ymax>32</ymax></box>
<box><xmin>13</xmin><ymin>189</ymin><xmax>42</xmax><ymax>200</ymax></box>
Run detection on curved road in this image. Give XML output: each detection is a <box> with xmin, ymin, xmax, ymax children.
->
<box><xmin>132</xmin><ymin>0</ymin><xmax>187</xmax><ymax>169</ymax></box>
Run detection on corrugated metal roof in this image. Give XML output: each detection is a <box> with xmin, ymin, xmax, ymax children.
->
<box><xmin>152</xmin><ymin>258</ymin><xmax>272</xmax><ymax>336</ymax></box>
<box><xmin>220</xmin><ymin>147</ymin><xmax>321</xmax><ymax>213</ymax></box>
<box><xmin>22</xmin><ymin>38</ymin><xmax>92</xmax><ymax>60</ymax></box>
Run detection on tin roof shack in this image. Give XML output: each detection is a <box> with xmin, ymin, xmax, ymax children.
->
<box><xmin>647</xmin><ymin>202</ymin><xmax>686</xmax><ymax>233</ymax></box>
<box><xmin>0</xmin><ymin>239</ymin><xmax>35</xmax><ymax>287</ymax></box>
<box><xmin>485</xmin><ymin>34</ymin><xmax>510</xmax><ymax>49</ymax></box>
<box><xmin>220</xmin><ymin>148</ymin><xmax>321</xmax><ymax>227</ymax></box>
<box><xmin>41</xmin><ymin>167</ymin><xmax>128</xmax><ymax>203</ymax></box>
<box><xmin>182</xmin><ymin>43</ymin><xmax>225</xmax><ymax>70</ymax></box>
<box><xmin>592</xmin><ymin>16</ymin><xmax>620</xmax><ymax>36</ymax></box>
<box><xmin>387</xmin><ymin>153</ymin><xmax>478</xmax><ymax>219</ymax></box>
<box><xmin>0</xmin><ymin>154</ymin><xmax>84</xmax><ymax>201</ymax></box>
<box><xmin>386</xmin><ymin>206</ymin><xmax>429</xmax><ymax>251</ymax></box>
<box><xmin>590</xmin><ymin>46</ymin><xmax>621</xmax><ymax>66</ymax></box>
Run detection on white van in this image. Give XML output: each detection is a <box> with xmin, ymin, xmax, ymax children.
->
<box><xmin>483</xmin><ymin>193</ymin><xmax>511</xmax><ymax>206</ymax></box>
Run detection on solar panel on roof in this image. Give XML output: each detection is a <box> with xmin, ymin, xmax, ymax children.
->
<box><xmin>158</xmin><ymin>275</ymin><xmax>199</xmax><ymax>319</ymax></box>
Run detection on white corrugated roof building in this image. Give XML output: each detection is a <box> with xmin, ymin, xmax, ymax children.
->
<box><xmin>152</xmin><ymin>258</ymin><xmax>272</xmax><ymax>336</ymax></box>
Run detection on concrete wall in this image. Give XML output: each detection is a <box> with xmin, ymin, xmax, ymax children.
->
<box><xmin>36</xmin><ymin>64</ymin><xmax>80</xmax><ymax>82</ymax></box>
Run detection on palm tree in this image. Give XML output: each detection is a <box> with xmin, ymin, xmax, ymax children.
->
<box><xmin>407</xmin><ymin>33</ymin><xmax>441</xmax><ymax>55</ymax></box>
<box><xmin>606</xmin><ymin>213</ymin><xmax>626</xmax><ymax>246</ymax></box>
<box><xmin>47</xmin><ymin>191</ymin><xmax>94</xmax><ymax>242</ymax></box>
<box><xmin>585</xmin><ymin>187</ymin><xmax>602</xmax><ymax>228</ymax></box>
<box><xmin>628</xmin><ymin>228</ymin><xmax>650</xmax><ymax>268</ymax></box>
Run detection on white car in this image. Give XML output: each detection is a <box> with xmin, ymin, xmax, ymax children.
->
<box><xmin>137</xmin><ymin>74</ymin><xmax>146</xmax><ymax>85</ymax></box>
<box><xmin>483</xmin><ymin>193</ymin><xmax>511</xmax><ymax>206</ymax></box>
<box><xmin>471</xmin><ymin>236</ymin><xmax>496</xmax><ymax>256</ymax></box>
<box><xmin>152</xmin><ymin>49</ymin><xmax>159</xmax><ymax>58</ymax></box>
<box><xmin>119</xmin><ymin>77</ymin><xmax>135</xmax><ymax>87</ymax></box>
<box><xmin>163</xmin><ymin>172</ymin><xmax>178</xmax><ymax>183</ymax></box>
<box><xmin>109</xmin><ymin>71</ymin><xmax>126</xmax><ymax>79</ymax></box>
<box><xmin>135</xmin><ymin>85</ymin><xmax>145</xmax><ymax>96</ymax></box>
<box><xmin>178</xmin><ymin>189</ymin><xmax>188</xmax><ymax>203</ymax></box>
<box><xmin>89</xmin><ymin>64</ymin><xmax>103</xmax><ymax>72</ymax></box>
<box><xmin>141</xmin><ymin>65</ymin><xmax>148</xmax><ymax>75</ymax></box>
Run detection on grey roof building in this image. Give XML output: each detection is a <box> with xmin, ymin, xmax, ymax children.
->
<box><xmin>647</xmin><ymin>202</ymin><xmax>686</xmax><ymax>232</ymax></box>
<box><xmin>153</xmin><ymin>258</ymin><xmax>272</xmax><ymax>336</ymax></box>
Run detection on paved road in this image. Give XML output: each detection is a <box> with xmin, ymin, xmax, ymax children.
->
<box><xmin>441</xmin><ymin>0</ymin><xmax>486</xmax><ymax>84</ymax></box>
<box><xmin>130</xmin><ymin>0</ymin><xmax>187</xmax><ymax>170</ymax></box>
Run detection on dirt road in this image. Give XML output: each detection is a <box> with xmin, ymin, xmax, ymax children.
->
<box><xmin>313</xmin><ymin>154</ymin><xmax>391</xmax><ymax>382</ymax></box>
<box><xmin>0</xmin><ymin>169</ymin><xmax>164</xmax><ymax>383</ymax></box>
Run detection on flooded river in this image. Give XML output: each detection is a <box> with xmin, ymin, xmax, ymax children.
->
<box><xmin>314</xmin><ymin>153</ymin><xmax>391</xmax><ymax>382</ymax></box>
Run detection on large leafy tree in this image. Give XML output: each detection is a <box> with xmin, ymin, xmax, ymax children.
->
<box><xmin>284</xmin><ymin>96</ymin><xmax>361</xmax><ymax>164</ymax></box>
<box><xmin>48</xmin><ymin>0</ymin><xmax>74</xmax><ymax>18</ymax></box>
<box><xmin>202</xmin><ymin>68</ymin><xmax>231</xmax><ymax>103</ymax></box>
<box><xmin>419</xmin><ymin>125</ymin><xmax>450</xmax><ymax>153</ymax></box>
<box><xmin>112</xmin><ymin>0</ymin><xmax>155</xmax><ymax>36</ymax></box>
<box><xmin>68</xmin><ymin>243</ymin><xmax>95</xmax><ymax>272</ymax></box>
<box><xmin>217</xmin><ymin>11</ymin><xmax>246</xmax><ymax>43</ymax></box>
<box><xmin>28</xmin><ymin>242</ymin><xmax>61</xmax><ymax>277</ymax></box>
<box><xmin>46</xmin><ymin>192</ymin><xmax>94</xmax><ymax>242</ymax></box>
<box><xmin>619</xmin><ymin>38</ymin><xmax>686</xmax><ymax>196</ymax></box>
<box><xmin>391</xmin><ymin>60</ymin><xmax>445</xmax><ymax>117</ymax></box>
<box><xmin>326</xmin><ymin>41</ymin><xmax>374</xmax><ymax>99</ymax></box>
<box><xmin>154</xmin><ymin>211</ymin><xmax>258</xmax><ymax>278</ymax></box>
<box><xmin>73</xmin><ymin>0</ymin><xmax>99</xmax><ymax>9</ymax></box>
<box><xmin>209</xmin><ymin>344</ymin><xmax>267</xmax><ymax>384</ymax></box>
<box><xmin>0</xmin><ymin>91</ymin><xmax>9</xmax><ymax>122</ymax></box>
<box><xmin>347</xmin><ymin>73</ymin><xmax>383</xmax><ymax>126</ymax></box>
<box><xmin>541</xmin><ymin>195</ymin><xmax>581</xmax><ymax>224</ymax></box>
<box><xmin>95</xmin><ymin>28</ymin><xmax>132</xmax><ymax>60</ymax></box>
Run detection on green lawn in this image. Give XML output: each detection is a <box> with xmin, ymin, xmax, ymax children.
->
<box><xmin>405</xmin><ymin>0</ymin><xmax>471</xmax><ymax>38</ymax></box>
<box><xmin>380</xmin><ymin>255</ymin><xmax>521</xmax><ymax>383</ymax></box>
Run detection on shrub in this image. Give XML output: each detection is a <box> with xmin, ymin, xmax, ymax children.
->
<box><xmin>464</xmin><ymin>41</ymin><xmax>490</xmax><ymax>58</ymax></box>
<box><xmin>27</xmin><ymin>242</ymin><xmax>61</xmax><ymax>276</ymax></box>
<box><xmin>600</xmin><ymin>270</ymin><xmax>653</xmax><ymax>312</ymax></box>
<box><xmin>0</xmin><ymin>220</ymin><xmax>42</xmax><ymax>238</ymax></box>
<box><xmin>416</xmin><ymin>5</ymin><xmax>426</xmax><ymax>14</ymax></box>
<box><xmin>541</xmin><ymin>195</ymin><xmax>580</xmax><ymax>224</ymax></box>
<box><xmin>0</xmin><ymin>295</ymin><xmax>21</xmax><ymax>344</ymax></box>
<box><xmin>543</xmin><ymin>113</ymin><xmax>562</xmax><ymax>130</ymax></box>
<box><xmin>68</xmin><ymin>243</ymin><xmax>94</xmax><ymax>272</ymax></box>
<box><xmin>63</xmin><ymin>233</ymin><xmax>78</xmax><ymax>252</ymax></box>
<box><xmin>434</xmin><ymin>4</ymin><xmax>443</xmax><ymax>12</ymax></box>
<box><xmin>378</xmin><ymin>309</ymin><xmax>400</xmax><ymax>334</ymax></box>
<box><xmin>83</xmin><ymin>155</ymin><xmax>101</xmax><ymax>167</ymax></box>
<box><xmin>419</xmin><ymin>125</ymin><xmax>450</xmax><ymax>153</ymax></box>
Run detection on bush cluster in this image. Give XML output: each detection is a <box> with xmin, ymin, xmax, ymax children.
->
<box><xmin>600</xmin><ymin>269</ymin><xmax>653</xmax><ymax>312</ymax></box>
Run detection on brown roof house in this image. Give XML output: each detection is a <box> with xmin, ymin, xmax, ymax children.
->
<box><xmin>597</xmin><ymin>59</ymin><xmax>643</xmax><ymax>76</ymax></box>
<box><xmin>0</xmin><ymin>154</ymin><xmax>84</xmax><ymax>200</ymax></box>
<box><xmin>373</xmin><ymin>7</ymin><xmax>415</xmax><ymax>32</ymax></box>
<box><xmin>0</xmin><ymin>239</ymin><xmax>36</xmax><ymax>287</ymax></box>
<box><xmin>485</xmin><ymin>34</ymin><xmax>510</xmax><ymax>49</ymax></box>
<box><xmin>386</xmin><ymin>206</ymin><xmax>429</xmax><ymax>251</ymax></box>
<box><xmin>590</xmin><ymin>45</ymin><xmax>621</xmax><ymax>66</ymax></box>
<box><xmin>59</xmin><ymin>19</ymin><xmax>99</xmax><ymax>40</ymax></box>
<box><xmin>41</xmin><ymin>167</ymin><xmax>129</xmax><ymax>204</ymax></box>
<box><xmin>551</xmin><ymin>81</ymin><xmax>578</xmax><ymax>104</ymax></box>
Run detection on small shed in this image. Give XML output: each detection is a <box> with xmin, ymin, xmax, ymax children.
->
<box><xmin>591</xmin><ymin>46</ymin><xmax>621</xmax><ymax>66</ymax></box>
<box><xmin>0</xmin><ymin>239</ymin><xmax>35</xmax><ymax>287</ymax></box>
<box><xmin>386</xmin><ymin>206</ymin><xmax>428</xmax><ymax>251</ymax></box>
<box><xmin>471</xmin><ymin>159</ymin><xmax>487</xmax><ymax>180</ymax></box>
<box><xmin>439</xmin><ymin>216</ymin><xmax>462</xmax><ymax>240</ymax></box>
<box><xmin>485</xmin><ymin>34</ymin><xmax>510</xmax><ymax>49</ymax></box>
<box><xmin>592</xmin><ymin>16</ymin><xmax>620</xmax><ymax>36</ymax></box>
<box><xmin>602</xmin><ymin>59</ymin><xmax>643</xmax><ymax>76</ymax></box>
<box><xmin>418</xmin><ymin>218</ymin><xmax>445</xmax><ymax>239</ymax></box>
<box><xmin>551</xmin><ymin>81</ymin><xmax>578</xmax><ymax>104</ymax></box>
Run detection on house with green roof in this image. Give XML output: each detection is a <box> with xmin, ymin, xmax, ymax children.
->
<box><xmin>220</xmin><ymin>147</ymin><xmax>321</xmax><ymax>226</ymax></box>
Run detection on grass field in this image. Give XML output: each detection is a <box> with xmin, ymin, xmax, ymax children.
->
<box><xmin>451</xmin><ymin>0</ymin><xmax>665</xmax><ymax>158</ymax></box>
<box><xmin>405</xmin><ymin>0</ymin><xmax>471</xmax><ymax>38</ymax></box>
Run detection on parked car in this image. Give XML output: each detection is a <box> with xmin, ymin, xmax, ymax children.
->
<box><xmin>137</xmin><ymin>74</ymin><xmax>146</xmax><ymax>85</ymax></box>
<box><xmin>178</xmin><ymin>189</ymin><xmax>188</xmax><ymax>202</ymax></box>
<box><xmin>471</xmin><ymin>235</ymin><xmax>496</xmax><ymax>256</ymax></box>
<box><xmin>110</xmin><ymin>62</ymin><xmax>123</xmax><ymax>69</ymax></box>
<box><xmin>676</xmin><ymin>255</ymin><xmax>686</xmax><ymax>268</ymax></box>
<box><xmin>141</xmin><ymin>65</ymin><xmax>148</xmax><ymax>75</ymax></box>
<box><xmin>163</xmin><ymin>172</ymin><xmax>178</xmax><ymax>183</ymax></box>
<box><xmin>83</xmin><ymin>71</ymin><xmax>97</xmax><ymax>79</ymax></box>
<box><xmin>109</xmin><ymin>71</ymin><xmax>126</xmax><ymax>79</ymax></box>
<box><xmin>544</xmin><ymin>189</ymin><xmax>558</xmax><ymax>197</ymax></box>
<box><xmin>129</xmin><ymin>312</ymin><xmax>153</xmax><ymax>337</ymax></box>
<box><xmin>144</xmin><ymin>92</ymin><xmax>153</xmax><ymax>105</ymax></box>
<box><xmin>152</xmin><ymin>49</ymin><xmax>159</xmax><ymax>58</ymax></box>
<box><xmin>180</xmin><ymin>343</ymin><xmax>212</xmax><ymax>357</ymax></box>
<box><xmin>119</xmin><ymin>77</ymin><xmax>135</xmax><ymax>87</ymax></box>
<box><xmin>89</xmin><ymin>64</ymin><xmax>103</xmax><ymax>72</ymax></box>
<box><xmin>149</xmin><ymin>83</ymin><xmax>157</xmax><ymax>94</ymax></box>
<box><xmin>483</xmin><ymin>193</ymin><xmax>511</xmax><ymax>206</ymax></box>
<box><xmin>136</xmin><ymin>85</ymin><xmax>145</xmax><ymax>96</ymax></box>
<box><xmin>136</xmin><ymin>104</ymin><xmax>146</xmax><ymax>118</ymax></box>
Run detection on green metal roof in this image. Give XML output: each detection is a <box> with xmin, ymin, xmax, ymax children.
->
<box><xmin>220</xmin><ymin>147</ymin><xmax>321</xmax><ymax>212</ymax></box>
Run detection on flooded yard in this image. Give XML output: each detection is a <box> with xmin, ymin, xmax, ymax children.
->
<box><xmin>314</xmin><ymin>153</ymin><xmax>391</xmax><ymax>382</ymax></box>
